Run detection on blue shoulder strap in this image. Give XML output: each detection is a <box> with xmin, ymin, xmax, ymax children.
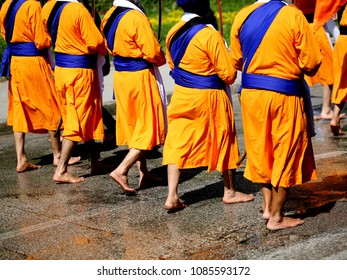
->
<box><xmin>4</xmin><ymin>0</ymin><xmax>27</xmax><ymax>43</ymax></box>
<box><xmin>169</xmin><ymin>19</ymin><xmax>205</xmax><ymax>67</ymax></box>
<box><xmin>103</xmin><ymin>7</ymin><xmax>131</xmax><ymax>51</ymax></box>
<box><xmin>47</xmin><ymin>1</ymin><xmax>69</xmax><ymax>47</ymax></box>
<box><xmin>240</xmin><ymin>0</ymin><xmax>285</xmax><ymax>72</ymax></box>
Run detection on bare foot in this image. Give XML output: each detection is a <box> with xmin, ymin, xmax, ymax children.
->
<box><xmin>223</xmin><ymin>191</ymin><xmax>254</xmax><ymax>204</ymax></box>
<box><xmin>109</xmin><ymin>170</ymin><xmax>136</xmax><ymax>195</ymax></box>
<box><xmin>53</xmin><ymin>156</ymin><xmax>81</xmax><ymax>166</ymax></box>
<box><xmin>315</xmin><ymin>112</ymin><xmax>345</xmax><ymax>121</ymax></box>
<box><xmin>316</xmin><ymin>110</ymin><xmax>333</xmax><ymax>120</ymax></box>
<box><xmin>164</xmin><ymin>199</ymin><xmax>187</xmax><ymax>213</ymax></box>
<box><xmin>138</xmin><ymin>174</ymin><xmax>163</xmax><ymax>188</ymax></box>
<box><xmin>267</xmin><ymin>216</ymin><xmax>304</xmax><ymax>230</ymax></box>
<box><xmin>53</xmin><ymin>172</ymin><xmax>84</xmax><ymax>184</ymax></box>
<box><xmin>330</xmin><ymin>124</ymin><xmax>346</xmax><ymax>136</ymax></box>
<box><xmin>16</xmin><ymin>162</ymin><xmax>41</xmax><ymax>173</ymax></box>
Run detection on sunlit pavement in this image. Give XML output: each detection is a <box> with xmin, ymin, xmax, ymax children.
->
<box><xmin>0</xmin><ymin>66</ymin><xmax>346</xmax><ymax>260</ymax></box>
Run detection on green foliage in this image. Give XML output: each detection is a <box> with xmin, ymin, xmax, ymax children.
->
<box><xmin>0</xmin><ymin>36</ymin><xmax>6</xmax><ymax>62</ymax></box>
<box><xmin>141</xmin><ymin>0</ymin><xmax>254</xmax><ymax>48</ymax></box>
<box><xmin>0</xmin><ymin>0</ymin><xmax>254</xmax><ymax>60</ymax></box>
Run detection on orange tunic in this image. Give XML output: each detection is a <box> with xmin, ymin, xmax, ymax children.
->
<box><xmin>41</xmin><ymin>0</ymin><xmax>106</xmax><ymax>142</ymax></box>
<box><xmin>331</xmin><ymin>5</ymin><xmax>347</xmax><ymax>105</ymax></box>
<box><xmin>100</xmin><ymin>6</ymin><xmax>166</xmax><ymax>150</ymax></box>
<box><xmin>304</xmin><ymin>24</ymin><xmax>334</xmax><ymax>86</ymax></box>
<box><xmin>163</xmin><ymin>19</ymin><xmax>239</xmax><ymax>172</ymax></box>
<box><xmin>230</xmin><ymin>3</ymin><xmax>321</xmax><ymax>187</ymax></box>
<box><xmin>0</xmin><ymin>0</ymin><xmax>60</xmax><ymax>133</ymax></box>
<box><xmin>294</xmin><ymin>0</ymin><xmax>334</xmax><ymax>86</ymax></box>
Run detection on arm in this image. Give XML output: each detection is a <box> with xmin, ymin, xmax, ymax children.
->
<box><xmin>134</xmin><ymin>12</ymin><xmax>166</xmax><ymax>66</ymax></box>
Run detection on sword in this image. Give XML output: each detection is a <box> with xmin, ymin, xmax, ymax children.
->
<box><xmin>158</xmin><ymin>0</ymin><xmax>162</xmax><ymax>42</ymax></box>
<box><xmin>217</xmin><ymin>0</ymin><xmax>224</xmax><ymax>36</ymax></box>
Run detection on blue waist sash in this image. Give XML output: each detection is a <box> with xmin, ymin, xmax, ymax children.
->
<box><xmin>0</xmin><ymin>42</ymin><xmax>46</xmax><ymax>77</ymax></box>
<box><xmin>171</xmin><ymin>67</ymin><xmax>225</xmax><ymax>90</ymax></box>
<box><xmin>169</xmin><ymin>18</ymin><xmax>225</xmax><ymax>90</ymax></box>
<box><xmin>55</xmin><ymin>53</ymin><xmax>97</xmax><ymax>69</ymax></box>
<box><xmin>0</xmin><ymin>0</ymin><xmax>33</xmax><ymax>77</ymax></box>
<box><xmin>241</xmin><ymin>72</ymin><xmax>301</xmax><ymax>96</ymax></box>
<box><xmin>113</xmin><ymin>56</ymin><xmax>152</xmax><ymax>72</ymax></box>
<box><xmin>242</xmin><ymin>72</ymin><xmax>315</xmax><ymax>136</ymax></box>
<box><xmin>10</xmin><ymin>42</ymin><xmax>46</xmax><ymax>56</ymax></box>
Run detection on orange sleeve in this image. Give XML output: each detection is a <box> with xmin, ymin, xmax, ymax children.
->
<box><xmin>101</xmin><ymin>8</ymin><xmax>165</xmax><ymax>66</ymax></box>
<box><xmin>230</xmin><ymin>4</ymin><xmax>321</xmax><ymax>80</ymax></box>
<box><xmin>166</xmin><ymin>21</ymin><xmax>236</xmax><ymax>85</ymax></box>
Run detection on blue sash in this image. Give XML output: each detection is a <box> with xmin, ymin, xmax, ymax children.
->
<box><xmin>47</xmin><ymin>1</ymin><xmax>69</xmax><ymax>48</ymax></box>
<box><xmin>239</xmin><ymin>0</ymin><xmax>315</xmax><ymax>136</ymax></box>
<box><xmin>105</xmin><ymin>8</ymin><xmax>130</xmax><ymax>51</ymax></box>
<box><xmin>104</xmin><ymin>7</ymin><xmax>152</xmax><ymax>72</ymax></box>
<box><xmin>239</xmin><ymin>0</ymin><xmax>296</xmax><ymax>94</ymax></box>
<box><xmin>169</xmin><ymin>20</ymin><xmax>224</xmax><ymax>90</ymax></box>
<box><xmin>0</xmin><ymin>0</ymin><xmax>27</xmax><ymax>77</ymax></box>
<box><xmin>10</xmin><ymin>42</ymin><xmax>46</xmax><ymax>56</ymax></box>
<box><xmin>113</xmin><ymin>56</ymin><xmax>152</xmax><ymax>71</ymax></box>
<box><xmin>55</xmin><ymin>53</ymin><xmax>97</xmax><ymax>69</ymax></box>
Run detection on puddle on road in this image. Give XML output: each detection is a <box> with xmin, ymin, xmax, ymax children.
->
<box><xmin>285</xmin><ymin>173</ymin><xmax>347</xmax><ymax>215</ymax></box>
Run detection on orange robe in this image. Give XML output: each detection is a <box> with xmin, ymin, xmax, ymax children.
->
<box><xmin>294</xmin><ymin>0</ymin><xmax>334</xmax><ymax>86</ymax></box>
<box><xmin>304</xmin><ymin>24</ymin><xmax>334</xmax><ymax>86</ymax></box>
<box><xmin>163</xmin><ymin>19</ymin><xmax>239</xmax><ymax>172</ymax></box>
<box><xmin>0</xmin><ymin>0</ymin><xmax>60</xmax><ymax>133</ymax></box>
<box><xmin>100</xmin><ymin>6</ymin><xmax>166</xmax><ymax>150</ymax></box>
<box><xmin>230</xmin><ymin>3</ymin><xmax>321</xmax><ymax>188</ymax></box>
<box><xmin>331</xmin><ymin>5</ymin><xmax>347</xmax><ymax>105</ymax></box>
<box><xmin>41</xmin><ymin>0</ymin><xmax>106</xmax><ymax>142</ymax></box>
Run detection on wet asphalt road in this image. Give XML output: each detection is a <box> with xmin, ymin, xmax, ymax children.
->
<box><xmin>0</xmin><ymin>65</ymin><xmax>346</xmax><ymax>260</ymax></box>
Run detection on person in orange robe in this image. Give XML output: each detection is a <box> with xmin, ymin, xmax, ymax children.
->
<box><xmin>0</xmin><ymin>0</ymin><xmax>80</xmax><ymax>173</ymax></box>
<box><xmin>330</xmin><ymin>4</ymin><xmax>347</xmax><ymax>136</ymax></box>
<box><xmin>42</xmin><ymin>0</ymin><xmax>108</xmax><ymax>183</ymax></box>
<box><xmin>162</xmin><ymin>0</ymin><xmax>254</xmax><ymax>212</ymax></box>
<box><xmin>294</xmin><ymin>0</ymin><xmax>336</xmax><ymax>120</ymax></box>
<box><xmin>230</xmin><ymin>0</ymin><xmax>321</xmax><ymax>230</ymax></box>
<box><xmin>100</xmin><ymin>0</ymin><xmax>167</xmax><ymax>195</ymax></box>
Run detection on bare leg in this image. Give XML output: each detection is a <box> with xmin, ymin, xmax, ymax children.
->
<box><xmin>109</xmin><ymin>148</ymin><xmax>146</xmax><ymax>194</ymax></box>
<box><xmin>267</xmin><ymin>187</ymin><xmax>304</xmax><ymax>230</ymax></box>
<box><xmin>163</xmin><ymin>164</ymin><xmax>186</xmax><ymax>212</ymax></box>
<box><xmin>50</xmin><ymin>131</ymin><xmax>80</xmax><ymax>166</ymax></box>
<box><xmin>49</xmin><ymin>130</ymin><xmax>61</xmax><ymax>165</ymax></box>
<box><xmin>330</xmin><ymin>102</ymin><xmax>346</xmax><ymax>136</ymax></box>
<box><xmin>222</xmin><ymin>169</ymin><xmax>254</xmax><ymax>204</ymax></box>
<box><xmin>86</xmin><ymin>140</ymin><xmax>112</xmax><ymax>175</ymax></box>
<box><xmin>14</xmin><ymin>131</ymin><xmax>41</xmax><ymax>173</ymax></box>
<box><xmin>261</xmin><ymin>184</ymin><xmax>272</xmax><ymax>219</ymax></box>
<box><xmin>315</xmin><ymin>86</ymin><xmax>345</xmax><ymax>120</ymax></box>
<box><xmin>136</xmin><ymin>155</ymin><xmax>163</xmax><ymax>188</ymax></box>
<box><xmin>319</xmin><ymin>84</ymin><xmax>333</xmax><ymax>119</ymax></box>
<box><xmin>136</xmin><ymin>155</ymin><xmax>148</xmax><ymax>186</ymax></box>
<box><xmin>53</xmin><ymin>138</ymin><xmax>84</xmax><ymax>183</ymax></box>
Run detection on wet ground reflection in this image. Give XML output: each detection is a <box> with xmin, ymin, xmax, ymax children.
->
<box><xmin>286</xmin><ymin>173</ymin><xmax>347</xmax><ymax>216</ymax></box>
